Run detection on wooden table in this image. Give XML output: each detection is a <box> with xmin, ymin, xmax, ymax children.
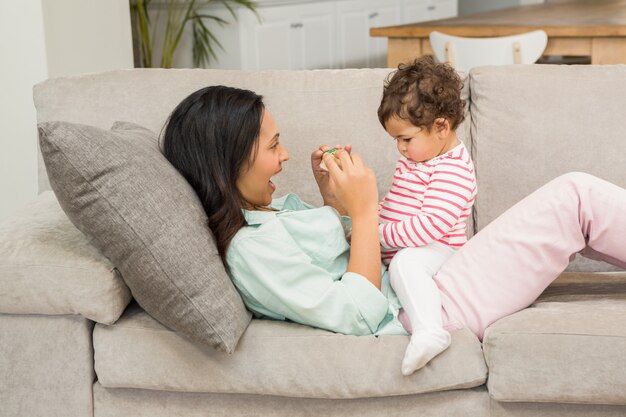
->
<box><xmin>370</xmin><ymin>0</ymin><xmax>626</xmax><ymax>67</ymax></box>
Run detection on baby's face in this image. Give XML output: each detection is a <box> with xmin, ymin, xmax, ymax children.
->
<box><xmin>385</xmin><ymin>116</ymin><xmax>450</xmax><ymax>164</ymax></box>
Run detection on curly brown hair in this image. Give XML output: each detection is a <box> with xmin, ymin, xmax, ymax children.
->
<box><xmin>378</xmin><ymin>56</ymin><xmax>465</xmax><ymax>132</ymax></box>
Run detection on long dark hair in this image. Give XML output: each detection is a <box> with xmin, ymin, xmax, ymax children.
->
<box><xmin>161</xmin><ymin>85</ymin><xmax>265</xmax><ymax>265</ymax></box>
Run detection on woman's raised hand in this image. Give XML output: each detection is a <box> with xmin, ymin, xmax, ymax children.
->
<box><xmin>323</xmin><ymin>149</ymin><xmax>379</xmax><ymax>220</ymax></box>
<box><xmin>323</xmin><ymin>148</ymin><xmax>381</xmax><ymax>289</ymax></box>
<box><xmin>311</xmin><ymin>144</ymin><xmax>352</xmax><ymax>215</ymax></box>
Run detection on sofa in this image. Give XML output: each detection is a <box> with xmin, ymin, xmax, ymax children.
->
<box><xmin>1</xmin><ymin>64</ymin><xmax>625</xmax><ymax>417</ymax></box>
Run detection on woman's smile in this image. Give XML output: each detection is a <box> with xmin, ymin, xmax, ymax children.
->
<box><xmin>237</xmin><ymin>110</ymin><xmax>289</xmax><ymax>208</ymax></box>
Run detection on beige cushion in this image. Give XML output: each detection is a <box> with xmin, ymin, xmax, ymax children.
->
<box><xmin>0</xmin><ymin>314</ymin><xmax>95</xmax><ymax>417</ymax></box>
<box><xmin>33</xmin><ymin>69</ymin><xmax>470</xmax><ymax>211</ymax></box>
<box><xmin>93</xmin><ymin>382</ymin><xmax>489</xmax><ymax>417</ymax></box>
<box><xmin>469</xmin><ymin>64</ymin><xmax>626</xmax><ymax>271</ymax></box>
<box><xmin>94</xmin><ymin>303</ymin><xmax>487</xmax><ymax>399</ymax></box>
<box><xmin>0</xmin><ymin>191</ymin><xmax>130</xmax><ymax>323</ymax></box>
<box><xmin>38</xmin><ymin>121</ymin><xmax>251</xmax><ymax>353</ymax></box>
<box><xmin>484</xmin><ymin>298</ymin><xmax>626</xmax><ymax>405</ymax></box>
<box><xmin>489</xmin><ymin>397</ymin><xmax>626</xmax><ymax>417</ymax></box>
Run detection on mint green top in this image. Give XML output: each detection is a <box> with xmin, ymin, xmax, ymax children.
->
<box><xmin>226</xmin><ymin>193</ymin><xmax>408</xmax><ymax>336</ymax></box>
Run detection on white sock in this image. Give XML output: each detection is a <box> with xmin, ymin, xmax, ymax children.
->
<box><xmin>401</xmin><ymin>327</ymin><xmax>451</xmax><ymax>376</ymax></box>
<box><xmin>388</xmin><ymin>244</ymin><xmax>456</xmax><ymax>376</ymax></box>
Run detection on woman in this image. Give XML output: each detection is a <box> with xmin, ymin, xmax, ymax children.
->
<box><xmin>162</xmin><ymin>85</ymin><xmax>626</xmax><ymax>361</ymax></box>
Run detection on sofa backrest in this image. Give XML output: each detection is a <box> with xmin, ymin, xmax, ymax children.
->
<box><xmin>33</xmin><ymin>68</ymin><xmax>471</xmax><ymax>209</ymax></box>
<box><xmin>469</xmin><ymin>64</ymin><xmax>626</xmax><ymax>271</ymax></box>
<box><xmin>36</xmin><ymin>66</ymin><xmax>626</xmax><ymax>272</ymax></box>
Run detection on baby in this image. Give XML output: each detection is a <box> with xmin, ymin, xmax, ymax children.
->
<box><xmin>377</xmin><ymin>57</ymin><xmax>477</xmax><ymax>375</ymax></box>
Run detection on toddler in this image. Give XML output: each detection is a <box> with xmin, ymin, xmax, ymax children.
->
<box><xmin>377</xmin><ymin>57</ymin><xmax>477</xmax><ymax>375</ymax></box>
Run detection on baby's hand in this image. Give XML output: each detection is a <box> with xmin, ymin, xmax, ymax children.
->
<box><xmin>312</xmin><ymin>144</ymin><xmax>352</xmax><ymax>215</ymax></box>
<box><xmin>311</xmin><ymin>144</ymin><xmax>352</xmax><ymax>174</ymax></box>
<box><xmin>319</xmin><ymin>148</ymin><xmax>340</xmax><ymax>171</ymax></box>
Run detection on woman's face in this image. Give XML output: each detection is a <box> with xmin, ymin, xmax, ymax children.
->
<box><xmin>237</xmin><ymin>110</ymin><xmax>289</xmax><ymax>209</ymax></box>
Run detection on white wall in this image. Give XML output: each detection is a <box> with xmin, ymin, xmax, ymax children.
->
<box><xmin>0</xmin><ymin>1</ymin><xmax>48</xmax><ymax>221</ymax></box>
<box><xmin>41</xmin><ymin>0</ymin><xmax>133</xmax><ymax>78</ymax></box>
<box><xmin>0</xmin><ymin>0</ymin><xmax>133</xmax><ymax>221</ymax></box>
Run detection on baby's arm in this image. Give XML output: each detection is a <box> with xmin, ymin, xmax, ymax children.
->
<box><xmin>379</xmin><ymin>163</ymin><xmax>476</xmax><ymax>250</ymax></box>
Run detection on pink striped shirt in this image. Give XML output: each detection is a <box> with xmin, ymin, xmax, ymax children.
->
<box><xmin>378</xmin><ymin>142</ymin><xmax>477</xmax><ymax>265</ymax></box>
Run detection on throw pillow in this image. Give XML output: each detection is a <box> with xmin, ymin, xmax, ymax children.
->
<box><xmin>38</xmin><ymin>120</ymin><xmax>251</xmax><ymax>353</ymax></box>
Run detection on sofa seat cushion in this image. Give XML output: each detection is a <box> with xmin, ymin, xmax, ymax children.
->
<box><xmin>484</xmin><ymin>296</ymin><xmax>626</xmax><ymax>405</ymax></box>
<box><xmin>94</xmin><ymin>303</ymin><xmax>487</xmax><ymax>399</ymax></box>
<box><xmin>1</xmin><ymin>313</ymin><xmax>96</xmax><ymax>417</ymax></box>
<box><xmin>93</xmin><ymin>382</ymin><xmax>490</xmax><ymax>417</ymax></box>
<box><xmin>0</xmin><ymin>191</ymin><xmax>131</xmax><ymax>323</ymax></box>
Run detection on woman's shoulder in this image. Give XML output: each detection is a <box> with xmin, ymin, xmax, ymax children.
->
<box><xmin>230</xmin><ymin>196</ymin><xmax>344</xmax><ymax>258</ymax></box>
<box><xmin>230</xmin><ymin>194</ymin><xmax>314</xmax><ymax>249</ymax></box>
<box><xmin>271</xmin><ymin>193</ymin><xmax>314</xmax><ymax>211</ymax></box>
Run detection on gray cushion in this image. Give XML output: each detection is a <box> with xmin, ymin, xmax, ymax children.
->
<box><xmin>93</xmin><ymin>302</ymin><xmax>487</xmax><ymax>399</ymax></box>
<box><xmin>38</xmin><ymin>120</ymin><xmax>251</xmax><ymax>353</ymax></box>
<box><xmin>484</xmin><ymin>294</ymin><xmax>626</xmax><ymax>405</ymax></box>
<box><xmin>0</xmin><ymin>191</ymin><xmax>130</xmax><ymax>323</ymax></box>
<box><xmin>469</xmin><ymin>64</ymin><xmax>626</xmax><ymax>271</ymax></box>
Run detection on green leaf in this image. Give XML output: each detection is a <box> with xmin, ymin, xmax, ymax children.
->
<box><xmin>132</xmin><ymin>0</ymin><xmax>259</xmax><ymax>68</ymax></box>
<box><xmin>191</xmin><ymin>14</ymin><xmax>228</xmax><ymax>25</ymax></box>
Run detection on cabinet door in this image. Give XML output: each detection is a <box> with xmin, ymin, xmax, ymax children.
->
<box><xmin>337</xmin><ymin>0</ymin><xmax>401</xmax><ymax>68</ymax></box>
<box><xmin>240</xmin><ymin>2</ymin><xmax>334</xmax><ymax>70</ymax></box>
<box><xmin>336</xmin><ymin>0</ymin><xmax>371</xmax><ymax>68</ymax></box>
<box><xmin>429</xmin><ymin>0</ymin><xmax>458</xmax><ymax>21</ymax></box>
<box><xmin>297</xmin><ymin>3</ymin><xmax>335</xmax><ymax>69</ymax></box>
<box><xmin>370</xmin><ymin>1</ymin><xmax>403</xmax><ymax>68</ymax></box>
<box><xmin>402</xmin><ymin>0</ymin><xmax>432</xmax><ymax>24</ymax></box>
<box><xmin>402</xmin><ymin>0</ymin><xmax>457</xmax><ymax>24</ymax></box>
<box><xmin>240</xmin><ymin>6</ymin><xmax>294</xmax><ymax>70</ymax></box>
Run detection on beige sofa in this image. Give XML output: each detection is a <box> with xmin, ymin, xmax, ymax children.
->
<box><xmin>1</xmin><ymin>65</ymin><xmax>626</xmax><ymax>417</ymax></box>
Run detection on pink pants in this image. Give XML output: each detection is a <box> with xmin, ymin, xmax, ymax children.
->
<box><xmin>427</xmin><ymin>172</ymin><xmax>626</xmax><ymax>340</ymax></box>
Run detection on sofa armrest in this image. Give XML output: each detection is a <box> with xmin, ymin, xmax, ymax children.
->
<box><xmin>0</xmin><ymin>191</ymin><xmax>131</xmax><ymax>324</ymax></box>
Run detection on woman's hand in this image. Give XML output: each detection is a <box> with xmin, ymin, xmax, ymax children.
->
<box><xmin>323</xmin><ymin>149</ymin><xmax>381</xmax><ymax>289</ymax></box>
<box><xmin>311</xmin><ymin>144</ymin><xmax>352</xmax><ymax>215</ymax></box>
<box><xmin>323</xmin><ymin>149</ymin><xmax>379</xmax><ymax>220</ymax></box>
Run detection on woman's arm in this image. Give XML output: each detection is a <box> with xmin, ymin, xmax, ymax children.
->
<box><xmin>227</xmin><ymin>230</ymin><xmax>391</xmax><ymax>335</ymax></box>
<box><xmin>323</xmin><ymin>150</ymin><xmax>382</xmax><ymax>289</ymax></box>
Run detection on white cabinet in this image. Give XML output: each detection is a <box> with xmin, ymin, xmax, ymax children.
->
<box><xmin>428</xmin><ymin>0</ymin><xmax>458</xmax><ymax>21</ymax></box>
<box><xmin>403</xmin><ymin>0</ymin><xmax>431</xmax><ymax>24</ymax></box>
<box><xmin>336</xmin><ymin>0</ymin><xmax>402</xmax><ymax>68</ymax></box>
<box><xmin>239</xmin><ymin>2</ymin><xmax>335</xmax><ymax>70</ymax></box>
<box><xmin>191</xmin><ymin>0</ymin><xmax>458</xmax><ymax>70</ymax></box>
<box><xmin>402</xmin><ymin>0</ymin><xmax>458</xmax><ymax>24</ymax></box>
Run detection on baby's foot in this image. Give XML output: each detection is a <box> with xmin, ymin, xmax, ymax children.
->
<box><xmin>401</xmin><ymin>328</ymin><xmax>451</xmax><ymax>376</ymax></box>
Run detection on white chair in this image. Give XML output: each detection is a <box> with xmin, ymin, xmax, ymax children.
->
<box><xmin>429</xmin><ymin>30</ymin><xmax>548</xmax><ymax>72</ymax></box>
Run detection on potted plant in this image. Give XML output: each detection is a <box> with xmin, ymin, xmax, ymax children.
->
<box><xmin>130</xmin><ymin>0</ymin><xmax>258</xmax><ymax>68</ymax></box>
